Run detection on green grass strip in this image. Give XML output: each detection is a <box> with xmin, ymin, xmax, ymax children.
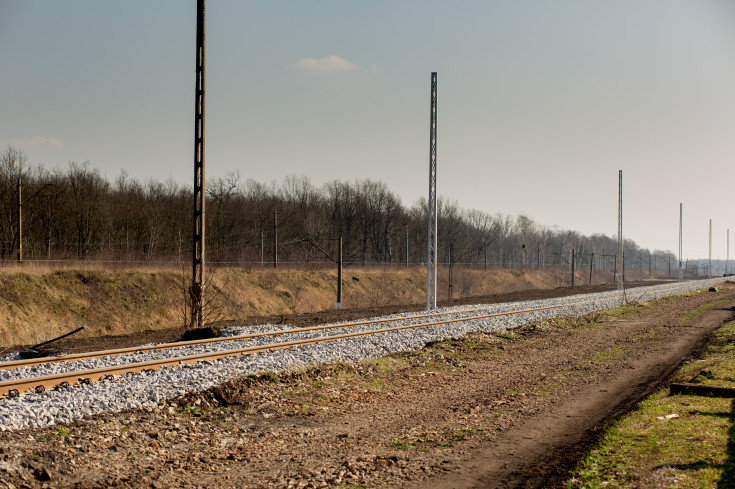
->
<box><xmin>568</xmin><ymin>318</ymin><xmax>735</xmax><ymax>488</ymax></box>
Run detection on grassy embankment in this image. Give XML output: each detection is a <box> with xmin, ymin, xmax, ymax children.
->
<box><xmin>568</xmin><ymin>299</ymin><xmax>735</xmax><ymax>488</ymax></box>
<box><xmin>0</xmin><ymin>264</ymin><xmax>616</xmax><ymax>348</ymax></box>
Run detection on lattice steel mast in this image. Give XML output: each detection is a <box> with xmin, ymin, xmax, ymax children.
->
<box><xmin>617</xmin><ymin>170</ymin><xmax>624</xmax><ymax>293</ymax></box>
<box><xmin>709</xmin><ymin>219</ymin><xmax>712</xmax><ymax>278</ymax></box>
<box><xmin>426</xmin><ymin>72</ymin><xmax>438</xmax><ymax>310</ymax></box>
<box><xmin>191</xmin><ymin>0</ymin><xmax>206</xmax><ymax>328</ymax></box>
<box><xmin>679</xmin><ymin>203</ymin><xmax>683</xmax><ymax>281</ymax></box>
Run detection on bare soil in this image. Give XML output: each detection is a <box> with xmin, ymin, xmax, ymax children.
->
<box><xmin>0</xmin><ymin>280</ymin><xmax>727</xmax><ymax>489</ymax></box>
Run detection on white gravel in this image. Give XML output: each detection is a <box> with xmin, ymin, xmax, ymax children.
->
<box><xmin>0</xmin><ymin>278</ymin><xmax>727</xmax><ymax>431</ymax></box>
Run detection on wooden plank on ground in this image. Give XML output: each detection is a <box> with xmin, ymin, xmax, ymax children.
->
<box><xmin>670</xmin><ymin>383</ymin><xmax>735</xmax><ymax>398</ymax></box>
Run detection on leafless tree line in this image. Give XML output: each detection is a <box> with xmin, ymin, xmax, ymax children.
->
<box><xmin>1</xmin><ymin>146</ymin><xmax>677</xmax><ymax>274</ymax></box>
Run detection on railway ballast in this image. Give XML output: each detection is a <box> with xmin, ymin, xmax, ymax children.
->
<box><xmin>0</xmin><ymin>278</ymin><xmax>726</xmax><ymax>431</ymax></box>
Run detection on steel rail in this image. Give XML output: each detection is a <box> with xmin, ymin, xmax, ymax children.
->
<box><xmin>0</xmin><ymin>306</ymin><xmax>489</xmax><ymax>371</ymax></box>
<box><xmin>0</xmin><ymin>280</ymin><xmax>688</xmax><ymax>372</ymax></box>
<box><xmin>0</xmin><ymin>300</ymin><xmax>598</xmax><ymax>397</ymax></box>
<box><xmin>0</xmin><ymin>280</ymin><xmax>695</xmax><ymax>396</ymax></box>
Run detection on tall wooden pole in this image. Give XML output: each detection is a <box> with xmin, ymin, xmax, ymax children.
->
<box><xmin>273</xmin><ymin>208</ymin><xmax>278</xmax><ymax>268</ymax></box>
<box><xmin>17</xmin><ymin>177</ymin><xmax>22</xmax><ymax>263</ymax></box>
<box><xmin>589</xmin><ymin>252</ymin><xmax>594</xmax><ymax>284</ymax></box>
<box><xmin>191</xmin><ymin>0</ymin><xmax>206</xmax><ymax>328</ymax></box>
<box><xmin>406</xmin><ymin>225</ymin><xmax>409</xmax><ymax>268</ymax></box>
<box><xmin>337</xmin><ymin>236</ymin><xmax>342</xmax><ymax>309</ymax></box>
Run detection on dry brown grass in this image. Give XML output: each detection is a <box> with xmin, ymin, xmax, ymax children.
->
<box><xmin>0</xmin><ymin>269</ymin><xmax>182</xmax><ymax>347</ymax></box>
<box><xmin>0</xmin><ymin>265</ymin><xmax>626</xmax><ymax>348</ymax></box>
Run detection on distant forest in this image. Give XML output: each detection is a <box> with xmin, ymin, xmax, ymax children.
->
<box><xmin>1</xmin><ymin>146</ymin><xmax>688</xmax><ymax>275</ymax></box>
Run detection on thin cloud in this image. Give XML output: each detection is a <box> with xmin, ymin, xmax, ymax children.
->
<box><xmin>4</xmin><ymin>136</ymin><xmax>64</xmax><ymax>150</ymax></box>
<box><xmin>290</xmin><ymin>55</ymin><xmax>361</xmax><ymax>74</ymax></box>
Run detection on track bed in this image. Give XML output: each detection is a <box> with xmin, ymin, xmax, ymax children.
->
<box><xmin>0</xmin><ymin>282</ymin><xmax>730</xmax><ymax>487</ymax></box>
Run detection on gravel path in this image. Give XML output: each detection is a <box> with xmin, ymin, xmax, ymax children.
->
<box><xmin>0</xmin><ymin>278</ymin><xmax>725</xmax><ymax>431</ymax></box>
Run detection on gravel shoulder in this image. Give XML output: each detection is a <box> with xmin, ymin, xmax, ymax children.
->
<box><xmin>0</xmin><ymin>283</ymin><xmax>731</xmax><ymax>488</ymax></box>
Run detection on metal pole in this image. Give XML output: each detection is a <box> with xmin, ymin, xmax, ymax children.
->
<box><xmin>679</xmin><ymin>203</ymin><xmax>683</xmax><ymax>281</ymax></box>
<box><xmin>337</xmin><ymin>236</ymin><xmax>342</xmax><ymax>309</ymax></box>
<box><xmin>709</xmin><ymin>219</ymin><xmax>712</xmax><ymax>278</ymax></box>
<box><xmin>613</xmin><ymin>254</ymin><xmax>617</xmax><ymax>283</ymax></box>
<box><xmin>728</xmin><ymin>228</ymin><xmax>730</xmax><ymax>275</ymax></box>
<box><xmin>191</xmin><ymin>0</ymin><xmax>206</xmax><ymax>328</ymax></box>
<box><xmin>571</xmin><ymin>248</ymin><xmax>575</xmax><ymax>286</ymax></box>
<box><xmin>17</xmin><ymin>177</ymin><xmax>22</xmax><ymax>263</ymax></box>
<box><xmin>617</xmin><ymin>170</ymin><xmax>624</xmax><ymax>292</ymax></box>
<box><xmin>426</xmin><ymin>72</ymin><xmax>438</xmax><ymax>310</ymax></box>
<box><xmin>448</xmin><ymin>243</ymin><xmax>453</xmax><ymax>300</ymax></box>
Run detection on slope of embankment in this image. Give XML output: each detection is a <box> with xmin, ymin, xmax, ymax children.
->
<box><xmin>0</xmin><ymin>266</ymin><xmax>611</xmax><ymax>347</ymax></box>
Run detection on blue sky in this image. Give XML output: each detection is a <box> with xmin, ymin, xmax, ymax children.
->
<box><xmin>2</xmin><ymin>1</ymin><xmax>735</xmax><ymax>260</ymax></box>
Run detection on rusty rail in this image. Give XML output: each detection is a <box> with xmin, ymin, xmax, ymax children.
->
<box><xmin>0</xmin><ymin>306</ymin><xmax>488</xmax><ymax>371</ymax></box>
<box><xmin>0</xmin><ymin>302</ymin><xmax>584</xmax><ymax>397</ymax></box>
<box><xmin>1</xmin><ymin>283</ymin><xmax>695</xmax><ymax>398</ymax></box>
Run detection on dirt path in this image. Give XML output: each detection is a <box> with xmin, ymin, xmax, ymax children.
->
<box><xmin>0</xmin><ymin>284</ymin><xmax>730</xmax><ymax>489</ymax></box>
<box><xmin>417</xmin><ymin>295</ymin><xmax>733</xmax><ymax>489</ymax></box>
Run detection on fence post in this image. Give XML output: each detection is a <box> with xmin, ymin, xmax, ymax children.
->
<box><xmin>589</xmin><ymin>252</ymin><xmax>594</xmax><ymax>284</ymax></box>
<box><xmin>337</xmin><ymin>236</ymin><xmax>343</xmax><ymax>309</ymax></box>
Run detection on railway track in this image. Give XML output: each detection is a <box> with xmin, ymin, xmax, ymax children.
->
<box><xmin>0</xmin><ymin>306</ymin><xmax>489</xmax><ymax>371</ymax></box>
<box><xmin>0</xmin><ymin>301</ymin><xmax>595</xmax><ymax>398</ymax></box>
<box><xmin>0</xmin><ymin>278</ymin><xmax>725</xmax><ymax>432</ymax></box>
<box><xmin>0</xmin><ymin>280</ymin><xmax>704</xmax><ymax>399</ymax></box>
